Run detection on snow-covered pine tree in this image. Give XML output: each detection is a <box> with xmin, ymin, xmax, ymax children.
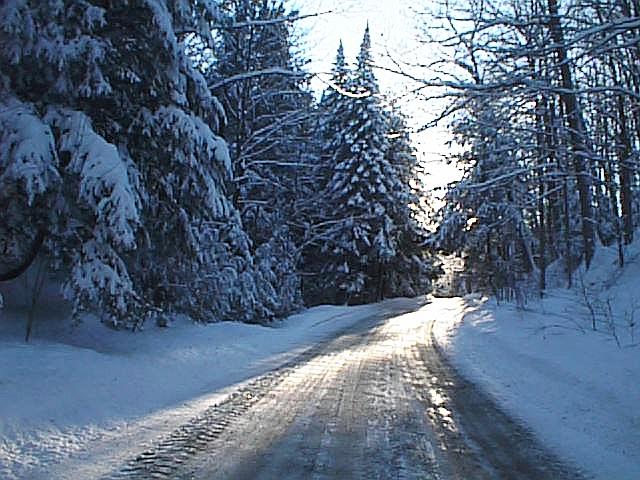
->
<box><xmin>317</xmin><ymin>41</ymin><xmax>351</xmax><ymax>185</ymax></box>
<box><xmin>0</xmin><ymin>0</ymin><xmax>262</xmax><ymax>327</ymax></box>
<box><xmin>382</xmin><ymin>107</ymin><xmax>437</xmax><ymax>297</ymax></box>
<box><xmin>320</xmin><ymin>26</ymin><xmax>407</xmax><ymax>304</ymax></box>
<box><xmin>300</xmin><ymin>40</ymin><xmax>353</xmax><ymax>305</ymax></box>
<box><xmin>207</xmin><ymin>0</ymin><xmax>316</xmax><ymax>317</ymax></box>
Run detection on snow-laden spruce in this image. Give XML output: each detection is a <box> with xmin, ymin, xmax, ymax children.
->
<box><xmin>383</xmin><ymin>108</ymin><xmax>436</xmax><ymax>298</ymax></box>
<box><xmin>315</xmin><ymin>27</ymin><xmax>436</xmax><ymax>304</ymax></box>
<box><xmin>207</xmin><ymin>0</ymin><xmax>318</xmax><ymax>317</ymax></box>
<box><xmin>0</xmin><ymin>0</ymin><xmax>271</xmax><ymax>326</ymax></box>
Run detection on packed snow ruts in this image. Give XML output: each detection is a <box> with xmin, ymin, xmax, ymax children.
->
<box><xmin>100</xmin><ymin>304</ymin><xmax>424</xmax><ymax>479</ymax></box>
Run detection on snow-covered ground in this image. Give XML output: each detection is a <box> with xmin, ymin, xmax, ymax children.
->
<box><xmin>433</xmin><ymin>240</ymin><xmax>640</xmax><ymax>480</ymax></box>
<box><xmin>3</xmin><ymin>240</ymin><xmax>640</xmax><ymax>480</ymax></box>
<box><xmin>0</xmin><ymin>293</ymin><xmax>420</xmax><ymax>480</ymax></box>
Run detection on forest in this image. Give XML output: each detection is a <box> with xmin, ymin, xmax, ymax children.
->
<box><xmin>1</xmin><ymin>0</ymin><xmax>640</xmax><ymax>330</ymax></box>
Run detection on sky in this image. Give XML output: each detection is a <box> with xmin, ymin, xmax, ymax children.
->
<box><xmin>293</xmin><ymin>0</ymin><xmax>462</xmax><ymax>193</ymax></box>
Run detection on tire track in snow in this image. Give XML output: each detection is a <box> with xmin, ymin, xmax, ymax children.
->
<box><xmin>103</xmin><ymin>302</ymin><xmax>586</xmax><ymax>480</ymax></box>
<box><xmin>103</xmin><ymin>303</ymin><xmax>422</xmax><ymax>480</ymax></box>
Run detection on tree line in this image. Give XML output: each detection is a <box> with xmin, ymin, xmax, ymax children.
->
<box><xmin>426</xmin><ymin>0</ymin><xmax>640</xmax><ymax>297</ymax></box>
<box><xmin>0</xmin><ymin>0</ymin><xmax>436</xmax><ymax>331</ymax></box>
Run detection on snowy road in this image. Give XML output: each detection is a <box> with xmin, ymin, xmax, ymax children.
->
<box><xmin>100</xmin><ymin>304</ymin><xmax>584</xmax><ymax>480</ymax></box>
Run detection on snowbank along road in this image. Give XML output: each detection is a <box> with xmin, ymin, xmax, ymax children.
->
<box><xmin>103</xmin><ymin>301</ymin><xmax>585</xmax><ymax>479</ymax></box>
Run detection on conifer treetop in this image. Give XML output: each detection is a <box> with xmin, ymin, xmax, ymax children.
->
<box><xmin>357</xmin><ymin>22</ymin><xmax>371</xmax><ymax>67</ymax></box>
<box><xmin>335</xmin><ymin>40</ymin><xmax>347</xmax><ymax>76</ymax></box>
<box><xmin>355</xmin><ymin>23</ymin><xmax>378</xmax><ymax>95</ymax></box>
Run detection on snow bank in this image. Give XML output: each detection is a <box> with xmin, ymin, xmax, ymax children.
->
<box><xmin>0</xmin><ymin>297</ymin><xmax>419</xmax><ymax>480</ymax></box>
<box><xmin>433</xmin><ymin>240</ymin><xmax>640</xmax><ymax>480</ymax></box>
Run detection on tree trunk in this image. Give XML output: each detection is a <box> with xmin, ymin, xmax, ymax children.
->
<box><xmin>617</xmin><ymin>94</ymin><xmax>634</xmax><ymax>245</ymax></box>
<box><xmin>547</xmin><ymin>0</ymin><xmax>596</xmax><ymax>268</ymax></box>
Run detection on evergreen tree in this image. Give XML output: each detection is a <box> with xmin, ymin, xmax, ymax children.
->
<box><xmin>320</xmin><ymin>26</ymin><xmax>404</xmax><ymax>304</ymax></box>
<box><xmin>317</xmin><ymin>41</ymin><xmax>351</xmax><ymax>185</ymax></box>
<box><xmin>301</xmin><ymin>40</ymin><xmax>352</xmax><ymax>304</ymax></box>
<box><xmin>383</xmin><ymin>107</ymin><xmax>437</xmax><ymax>298</ymax></box>
<box><xmin>310</xmin><ymin>27</ymin><xmax>436</xmax><ymax>305</ymax></box>
<box><xmin>0</xmin><ymin>0</ymin><xmax>265</xmax><ymax>327</ymax></box>
<box><xmin>208</xmin><ymin>0</ymin><xmax>317</xmax><ymax>316</ymax></box>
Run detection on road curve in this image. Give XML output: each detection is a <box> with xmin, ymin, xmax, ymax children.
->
<box><xmin>105</xmin><ymin>300</ymin><xmax>585</xmax><ymax>480</ymax></box>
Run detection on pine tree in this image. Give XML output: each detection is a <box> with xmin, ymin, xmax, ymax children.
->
<box><xmin>317</xmin><ymin>41</ymin><xmax>351</xmax><ymax>184</ymax></box>
<box><xmin>301</xmin><ymin>40</ymin><xmax>352</xmax><ymax>304</ymax></box>
<box><xmin>320</xmin><ymin>26</ymin><xmax>404</xmax><ymax>304</ymax></box>
<box><xmin>0</xmin><ymin>0</ymin><xmax>264</xmax><ymax>327</ymax></box>
<box><xmin>383</xmin><ymin>107</ymin><xmax>437</xmax><ymax>297</ymax></box>
<box><xmin>311</xmin><ymin>27</ymin><xmax>436</xmax><ymax>304</ymax></box>
<box><xmin>207</xmin><ymin>0</ymin><xmax>317</xmax><ymax>316</ymax></box>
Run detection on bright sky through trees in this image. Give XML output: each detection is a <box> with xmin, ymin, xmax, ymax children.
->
<box><xmin>295</xmin><ymin>0</ymin><xmax>462</xmax><ymax>193</ymax></box>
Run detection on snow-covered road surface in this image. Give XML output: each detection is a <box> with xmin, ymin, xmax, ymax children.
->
<box><xmin>100</xmin><ymin>303</ymin><xmax>583</xmax><ymax>480</ymax></box>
